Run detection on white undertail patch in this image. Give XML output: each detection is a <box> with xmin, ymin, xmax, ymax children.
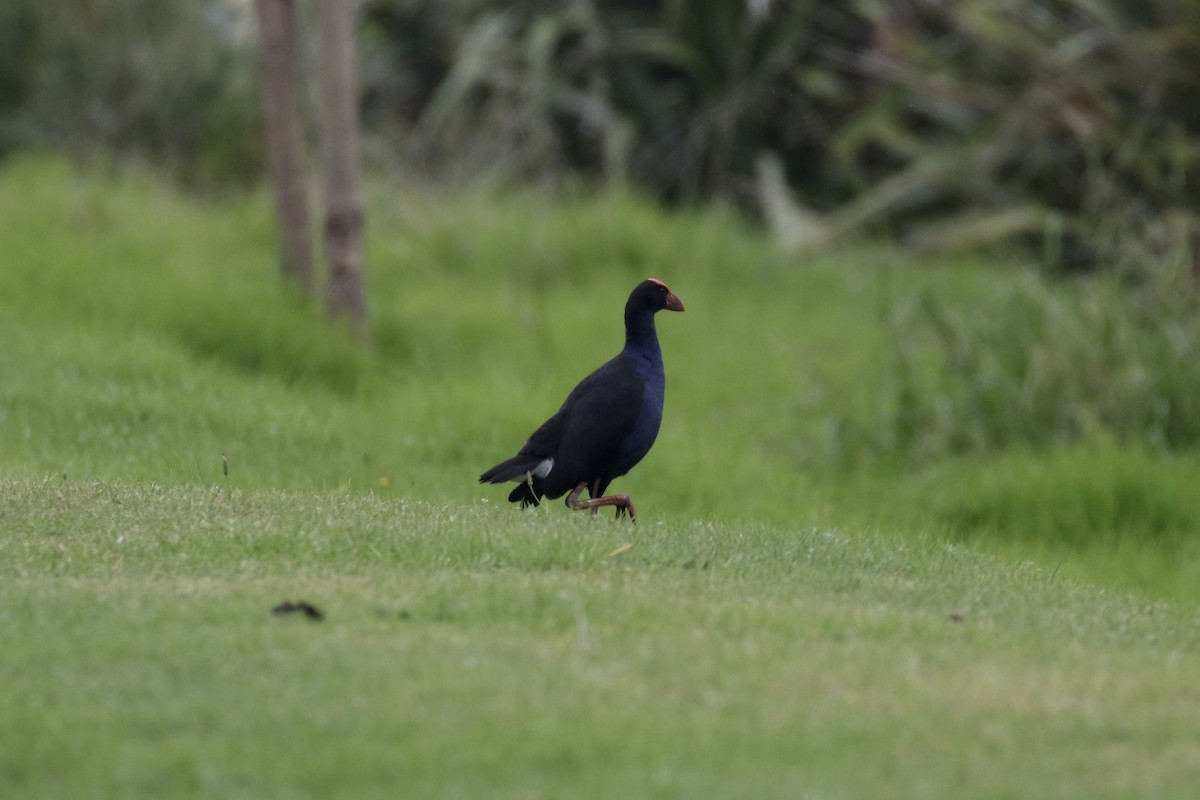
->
<box><xmin>523</xmin><ymin>458</ymin><xmax>553</xmax><ymax>496</ymax></box>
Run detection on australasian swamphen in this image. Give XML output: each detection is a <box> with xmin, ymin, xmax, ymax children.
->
<box><xmin>479</xmin><ymin>279</ymin><xmax>685</xmax><ymax>520</ymax></box>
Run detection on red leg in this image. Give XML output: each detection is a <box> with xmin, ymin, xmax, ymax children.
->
<box><xmin>565</xmin><ymin>482</ymin><xmax>637</xmax><ymax>521</ymax></box>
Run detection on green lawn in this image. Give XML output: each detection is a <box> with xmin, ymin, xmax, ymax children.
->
<box><xmin>5</xmin><ymin>480</ymin><xmax>1200</xmax><ymax>799</ymax></box>
<box><xmin>3</xmin><ymin>156</ymin><xmax>1200</xmax><ymax>797</ymax></box>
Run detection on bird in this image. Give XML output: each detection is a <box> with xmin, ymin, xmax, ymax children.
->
<box><xmin>479</xmin><ymin>278</ymin><xmax>685</xmax><ymax>520</ymax></box>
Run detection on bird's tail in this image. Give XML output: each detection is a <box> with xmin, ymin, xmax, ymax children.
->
<box><xmin>507</xmin><ymin>480</ymin><xmax>541</xmax><ymax>508</ymax></box>
<box><xmin>479</xmin><ymin>456</ymin><xmax>545</xmax><ymax>507</ymax></box>
<box><xmin>479</xmin><ymin>455</ymin><xmax>542</xmax><ymax>485</ymax></box>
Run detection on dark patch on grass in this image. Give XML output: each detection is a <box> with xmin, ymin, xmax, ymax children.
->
<box><xmin>271</xmin><ymin>601</ymin><xmax>325</xmax><ymax>621</ymax></box>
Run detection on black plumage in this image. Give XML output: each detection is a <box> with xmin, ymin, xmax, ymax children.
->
<box><xmin>479</xmin><ymin>279</ymin><xmax>685</xmax><ymax>520</ymax></box>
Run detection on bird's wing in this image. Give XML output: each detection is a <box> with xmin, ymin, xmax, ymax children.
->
<box><xmin>482</xmin><ymin>355</ymin><xmax>643</xmax><ymax>496</ymax></box>
<box><xmin>515</xmin><ymin>405</ymin><xmax>569</xmax><ymax>460</ymax></box>
<box><xmin>543</xmin><ymin>357</ymin><xmax>643</xmax><ymax>489</ymax></box>
<box><xmin>515</xmin><ymin>355</ymin><xmax>635</xmax><ymax>459</ymax></box>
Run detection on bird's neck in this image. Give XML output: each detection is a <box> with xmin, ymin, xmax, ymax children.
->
<box><xmin>624</xmin><ymin>312</ymin><xmax>661</xmax><ymax>357</ymax></box>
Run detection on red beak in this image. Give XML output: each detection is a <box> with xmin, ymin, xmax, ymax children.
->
<box><xmin>665</xmin><ymin>291</ymin><xmax>685</xmax><ymax>312</ymax></box>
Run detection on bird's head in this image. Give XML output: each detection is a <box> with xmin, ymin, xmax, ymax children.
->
<box><xmin>640</xmin><ymin>278</ymin><xmax>685</xmax><ymax>313</ymax></box>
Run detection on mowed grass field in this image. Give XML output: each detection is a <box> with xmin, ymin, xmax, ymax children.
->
<box><xmin>3</xmin><ymin>156</ymin><xmax>1200</xmax><ymax>797</ymax></box>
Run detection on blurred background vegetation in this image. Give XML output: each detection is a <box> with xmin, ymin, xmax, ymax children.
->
<box><xmin>2</xmin><ymin>0</ymin><xmax>1199</xmax><ymax>584</ymax></box>
<box><xmin>8</xmin><ymin>12</ymin><xmax>1200</xmax><ymax>792</ymax></box>
<box><xmin>6</xmin><ymin>0</ymin><xmax>1200</xmax><ymax>273</ymax></box>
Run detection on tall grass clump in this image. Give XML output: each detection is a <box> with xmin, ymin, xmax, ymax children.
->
<box><xmin>904</xmin><ymin>442</ymin><xmax>1198</xmax><ymax>544</ymax></box>
<box><xmin>874</xmin><ymin>269</ymin><xmax>1200</xmax><ymax>463</ymax></box>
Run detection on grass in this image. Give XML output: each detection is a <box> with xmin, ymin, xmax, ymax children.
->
<box><xmin>3</xmin><ymin>155</ymin><xmax>1200</xmax><ymax>797</ymax></box>
<box><xmin>5</xmin><ymin>479</ymin><xmax>1200</xmax><ymax>799</ymax></box>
